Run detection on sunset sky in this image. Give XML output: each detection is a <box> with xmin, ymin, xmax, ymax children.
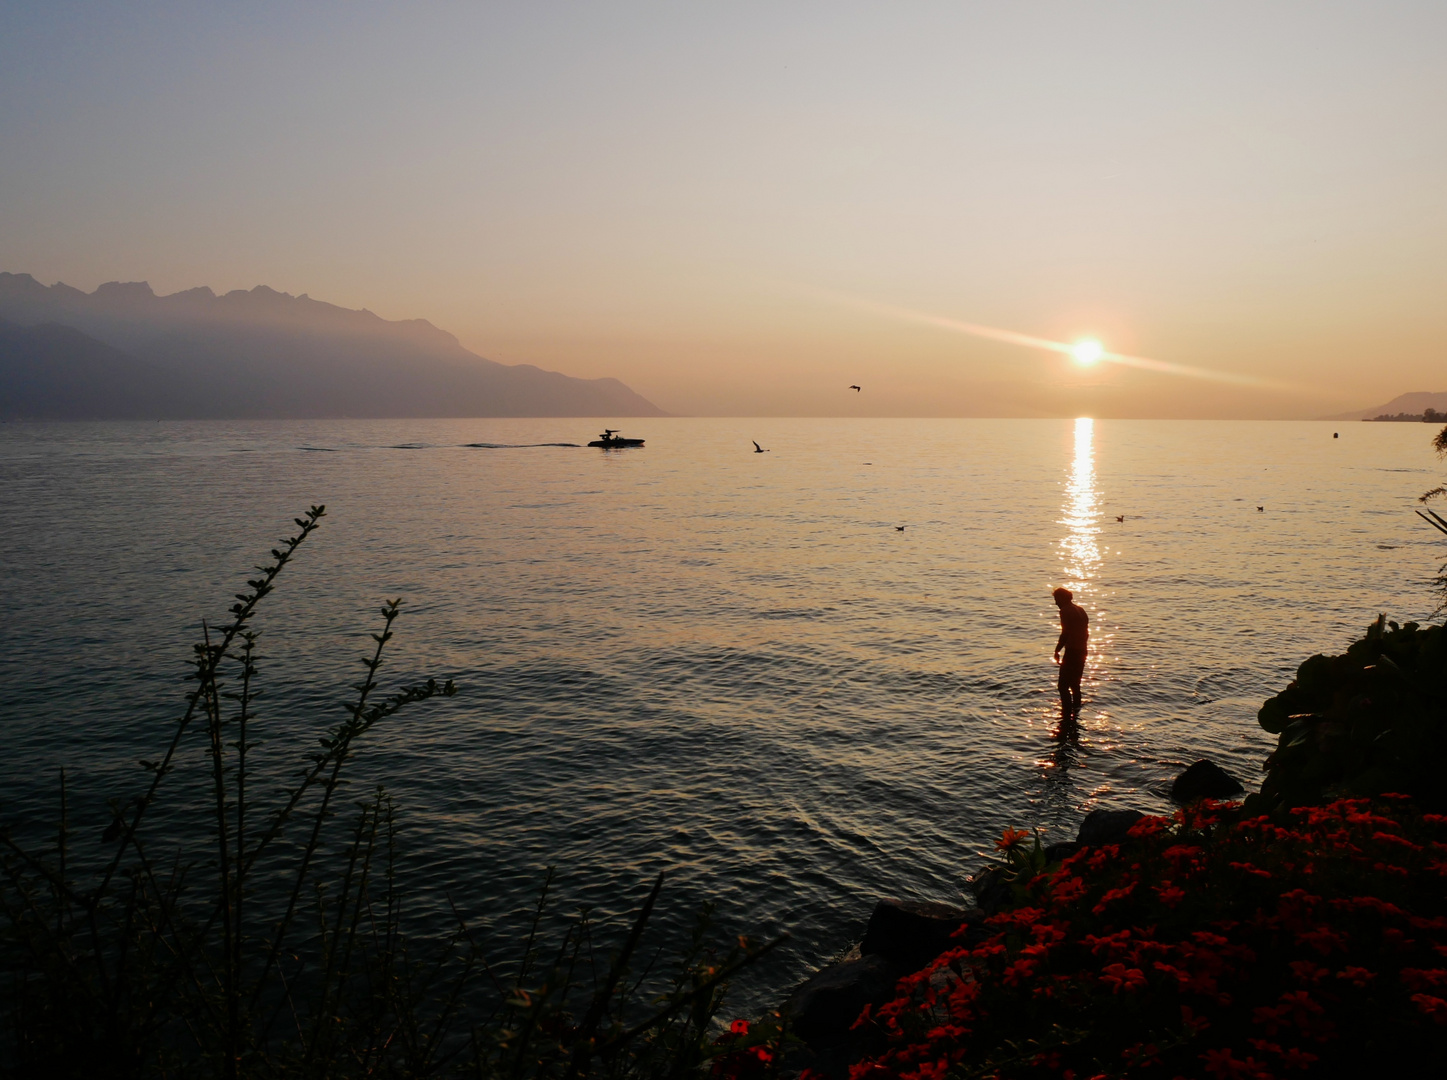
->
<box><xmin>2</xmin><ymin>1</ymin><xmax>1444</xmax><ymax>417</ymax></box>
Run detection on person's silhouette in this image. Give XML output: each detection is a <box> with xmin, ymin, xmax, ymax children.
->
<box><xmin>1052</xmin><ymin>587</ymin><xmax>1089</xmax><ymax>720</ymax></box>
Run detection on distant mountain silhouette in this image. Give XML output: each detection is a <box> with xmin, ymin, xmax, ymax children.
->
<box><xmin>0</xmin><ymin>318</ymin><xmax>205</xmax><ymax>419</ymax></box>
<box><xmin>0</xmin><ymin>273</ymin><xmax>664</xmax><ymax>419</ymax></box>
<box><xmin>1323</xmin><ymin>391</ymin><xmax>1447</xmax><ymax>422</ymax></box>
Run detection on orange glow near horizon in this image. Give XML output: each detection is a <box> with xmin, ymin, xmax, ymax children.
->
<box><xmin>818</xmin><ymin>291</ymin><xmax>1306</xmax><ymax>393</ymax></box>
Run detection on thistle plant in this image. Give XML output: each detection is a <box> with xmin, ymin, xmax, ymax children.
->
<box><xmin>1419</xmin><ymin>423</ymin><xmax>1447</xmax><ymax>615</ymax></box>
<box><xmin>0</xmin><ymin>508</ymin><xmax>778</xmax><ymax>1079</ymax></box>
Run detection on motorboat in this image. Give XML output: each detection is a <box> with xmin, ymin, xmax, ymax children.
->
<box><xmin>588</xmin><ymin>428</ymin><xmax>645</xmax><ymax>448</ymax></box>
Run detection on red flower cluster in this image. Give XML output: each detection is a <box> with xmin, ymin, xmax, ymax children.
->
<box><xmin>842</xmin><ymin>798</ymin><xmax>1447</xmax><ymax>1078</ymax></box>
<box><xmin>709</xmin><ymin>1015</ymin><xmax>785</xmax><ymax>1078</ymax></box>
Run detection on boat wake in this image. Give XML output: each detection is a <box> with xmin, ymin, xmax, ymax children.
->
<box><xmin>462</xmin><ymin>442</ymin><xmax>581</xmax><ymax>449</ymax></box>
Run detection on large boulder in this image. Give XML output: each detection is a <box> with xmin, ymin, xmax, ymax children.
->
<box><xmin>784</xmin><ymin>953</ymin><xmax>896</xmax><ymax>1040</ymax></box>
<box><xmin>1172</xmin><ymin>759</ymin><xmax>1245</xmax><ymax>802</ymax></box>
<box><xmin>859</xmin><ymin>899</ymin><xmax>979</xmax><ymax>972</ymax></box>
<box><xmin>1075</xmin><ymin>808</ymin><xmax>1144</xmax><ymax>848</ymax></box>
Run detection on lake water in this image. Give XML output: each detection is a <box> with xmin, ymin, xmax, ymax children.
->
<box><xmin>0</xmin><ymin>416</ymin><xmax>1441</xmax><ymax>1009</ymax></box>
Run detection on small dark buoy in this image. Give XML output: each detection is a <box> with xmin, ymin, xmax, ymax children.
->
<box><xmin>1333</xmin><ymin>432</ymin><xmax>1339</xmax><ymax>438</ymax></box>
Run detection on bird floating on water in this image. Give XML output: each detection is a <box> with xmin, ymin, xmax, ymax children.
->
<box><xmin>895</xmin><ymin>525</ymin><xmax>905</xmax><ymax>531</ymax></box>
<box><xmin>849</xmin><ymin>385</ymin><xmax>861</xmax><ymax>391</ymax></box>
<box><xmin>752</xmin><ymin>440</ymin><xmax>768</xmax><ymax>453</ymax></box>
<box><xmin>1257</xmin><ymin>506</ymin><xmax>1264</xmax><ymax>512</ymax></box>
<box><xmin>1115</xmin><ymin>515</ymin><xmax>1125</xmax><ymax>523</ymax></box>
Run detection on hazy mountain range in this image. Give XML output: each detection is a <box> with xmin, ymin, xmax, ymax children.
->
<box><xmin>0</xmin><ymin>273</ymin><xmax>664</xmax><ymax>419</ymax></box>
<box><xmin>1323</xmin><ymin>391</ymin><xmax>1447</xmax><ymax>422</ymax></box>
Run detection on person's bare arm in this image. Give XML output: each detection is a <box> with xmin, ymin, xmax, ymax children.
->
<box><xmin>1055</xmin><ymin>627</ymin><xmax>1066</xmax><ymax>660</ymax></box>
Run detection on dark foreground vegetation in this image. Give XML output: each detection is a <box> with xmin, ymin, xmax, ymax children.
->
<box><xmin>0</xmin><ymin>508</ymin><xmax>777</xmax><ymax>1079</ymax></box>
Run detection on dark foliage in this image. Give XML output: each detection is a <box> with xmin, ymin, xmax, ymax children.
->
<box><xmin>1248</xmin><ymin>616</ymin><xmax>1447</xmax><ymax>814</ymax></box>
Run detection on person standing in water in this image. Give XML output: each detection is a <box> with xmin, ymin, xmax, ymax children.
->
<box><xmin>1052</xmin><ymin>587</ymin><xmax>1089</xmax><ymax>720</ymax></box>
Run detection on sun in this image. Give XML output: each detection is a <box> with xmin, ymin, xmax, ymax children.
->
<box><xmin>1071</xmin><ymin>339</ymin><xmax>1105</xmax><ymax>367</ymax></box>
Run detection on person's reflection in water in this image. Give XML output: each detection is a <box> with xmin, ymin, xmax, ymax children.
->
<box><xmin>1052</xmin><ymin>586</ymin><xmax>1089</xmax><ymax>723</ymax></box>
<box><xmin>1042</xmin><ymin>719</ymin><xmax>1082</xmax><ymax>823</ymax></box>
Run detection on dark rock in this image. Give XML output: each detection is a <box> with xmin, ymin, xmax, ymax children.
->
<box><xmin>967</xmin><ymin>864</ymin><xmax>1012</xmax><ymax>915</ymax></box>
<box><xmin>1044</xmin><ymin>841</ymin><xmax>1080</xmax><ymax>864</ymax></box>
<box><xmin>784</xmin><ymin>953</ymin><xmax>896</xmax><ymax>1041</ymax></box>
<box><xmin>1172</xmin><ymin>759</ymin><xmax>1245</xmax><ymax>802</ymax></box>
<box><xmin>859</xmin><ymin>899</ymin><xmax>979</xmax><ymax>972</ymax></box>
<box><xmin>1076</xmin><ymin>808</ymin><xmax>1145</xmax><ymax>848</ymax></box>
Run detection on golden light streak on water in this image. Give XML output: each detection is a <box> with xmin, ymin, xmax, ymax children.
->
<box><xmin>1060</xmin><ymin>417</ymin><xmax>1101</xmax><ymax>591</ymax></box>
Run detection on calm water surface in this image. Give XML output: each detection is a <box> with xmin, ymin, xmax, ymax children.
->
<box><xmin>0</xmin><ymin>417</ymin><xmax>1440</xmax><ymax>1007</ymax></box>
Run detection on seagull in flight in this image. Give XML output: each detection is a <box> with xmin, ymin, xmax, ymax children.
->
<box><xmin>752</xmin><ymin>440</ymin><xmax>769</xmax><ymax>453</ymax></box>
<box><xmin>849</xmin><ymin>385</ymin><xmax>861</xmax><ymax>391</ymax></box>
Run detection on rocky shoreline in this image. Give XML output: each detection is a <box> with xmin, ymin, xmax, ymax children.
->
<box><xmin>778</xmin><ymin>758</ymin><xmax>1247</xmax><ymax>1075</ymax></box>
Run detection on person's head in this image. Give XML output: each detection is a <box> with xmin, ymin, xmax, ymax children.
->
<box><xmin>1052</xmin><ymin>587</ymin><xmax>1073</xmax><ymax>608</ymax></box>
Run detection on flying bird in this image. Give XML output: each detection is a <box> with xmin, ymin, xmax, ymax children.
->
<box><xmin>849</xmin><ymin>385</ymin><xmax>861</xmax><ymax>392</ymax></box>
<box><xmin>752</xmin><ymin>440</ymin><xmax>768</xmax><ymax>453</ymax></box>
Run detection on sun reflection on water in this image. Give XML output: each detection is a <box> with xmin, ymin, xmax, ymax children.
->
<box><xmin>1061</xmin><ymin>417</ymin><xmax>1101</xmax><ymax>589</ymax></box>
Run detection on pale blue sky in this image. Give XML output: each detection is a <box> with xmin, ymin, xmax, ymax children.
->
<box><xmin>2</xmin><ymin>1</ymin><xmax>1444</xmax><ymax>416</ymax></box>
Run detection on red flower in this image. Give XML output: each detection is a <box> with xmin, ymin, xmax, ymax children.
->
<box><xmin>1090</xmin><ymin>881</ymin><xmax>1137</xmax><ymax>915</ymax></box>
<box><xmin>1199</xmin><ymin>1047</ymin><xmax>1263</xmax><ymax>1078</ymax></box>
<box><xmin>1125</xmin><ymin>816</ymin><xmax>1167</xmax><ymax>839</ymax></box>
<box><xmin>1051</xmin><ymin>875</ymin><xmax>1088</xmax><ymax>904</ymax></box>
<box><xmin>995</xmin><ymin>826</ymin><xmax>1030</xmax><ymax>852</ymax></box>
<box><xmin>1371</xmin><ymin>830</ymin><xmax>1422</xmax><ymax>852</ymax></box>
<box><xmin>1295</xmin><ymin>926</ymin><xmax>1346</xmax><ymax>955</ymax></box>
<box><xmin>1155</xmin><ymin>882</ymin><xmax>1186</xmax><ymax>908</ymax></box>
<box><xmin>1098</xmin><ymin>963</ymin><xmax>1146</xmax><ymax>994</ymax></box>
<box><xmin>729</xmin><ymin>1019</ymin><xmax>749</xmax><ymax>1035</ymax></box>
<box><xmin>1279</xmin><ymin>1046</ymin><xmax>1319</xmax><ymax>1069</ymax></box>
<box><xmin>1410</xmin><ymin>994</ymin><xmax>1447</xmax><ymax>1024</ymax></box>
<box><xmin>1229</xmin><ymin>860</ymin><xmax>1273</xmax><ymax>879</ymax></box>
<box><xmin>1400</xmin><ymin>968</ymin><xmax>1447</xmax><ymax>992</ymax></box>
<box><xmin>1289</xmin><ymin>960</ymin><xmax>1327</xmax><ymax>984</ymax></box>
<box><xmin>1335</xmin><ymin>966</ymin><xmax>1375</xmax><ymax>988</ymax></box>
<box><xmin>1001</xmin><ymin>959</ymin><xmax>1036</xmax><ymax>987</ymax></box>
<box><xmin>1382</xmin><ymin>927</ymin><xmax>1415</xmax><ymax>950</ymax></box>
